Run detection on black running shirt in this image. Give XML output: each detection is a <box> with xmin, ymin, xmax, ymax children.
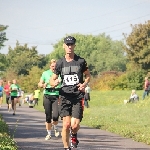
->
<box><xmin>54</xmin><ymin>54</ymin><xmax>88</xmax><ymax>99</ymax></box>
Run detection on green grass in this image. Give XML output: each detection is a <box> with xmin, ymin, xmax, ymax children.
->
<box><xmin>35</xmin><ymin>90</ymin><xmax>150</xmax><ymax>145</ymax></box>
<box><xmin>1</xmin><ymin>90</ymin><xmax>150</xmax><ymax>147</ymax></box>
<box><xmin>81</xmin><ymin>90</ymin><xmax>150</xmax><ymax>145</ymax></box>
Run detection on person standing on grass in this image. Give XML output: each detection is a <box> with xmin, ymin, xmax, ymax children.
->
<box><xmin>10</xmin><ymin>79</ymin><xmax>20</xmax><ymax>115</ymax></box>
<box><xmin>4</xmin><ymin>80</ymin><xmax>12</xmax><ymax>111</ymax></box>
<box><xmin>38</xmin><ymin>59</ymin><xmax>61</xmax><ymax>140</ymax></box>
<box><xmin>0</xmin><ymin>81</ymin><xmax>4</xmax><ymax>107</ymax></box>
<box><xmin>84</xmin><ymin>84</ymin><xmax>91</xmax><ymax>108</ymax></box>
<box><xmin>33</xmin><ymin>87</ymin><xmax>40</xmax><ymax>106</ymax></box>
<box><xmin>142</xmin><ymin>77</ymin><xmax>150</xmax><ymax>100</ymax></box>
<box><xmin>50</xmin><ymin>36</ymin><xmax>90</xmax><ymax>150</ymax></box>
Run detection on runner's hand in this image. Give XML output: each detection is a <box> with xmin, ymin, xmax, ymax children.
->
<box><xmin>43</xmin><ymin>83</ymin><xmax>47</xmax><ymax>88</ymax></box>
<box><xmin>77</xmin><ymin>83</ymin><xmax>86</xmax><ymax>92</ymax></box>
<box><xmin>54</xmin><ymin>79</ymin><xmax>60</xmax><ymax>87</ymax></box>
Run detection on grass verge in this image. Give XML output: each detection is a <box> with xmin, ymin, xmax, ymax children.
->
<box><xmin>35</xmin><ymin>90</ymin><xmax>150</xmax><ymax>145</ymax></box>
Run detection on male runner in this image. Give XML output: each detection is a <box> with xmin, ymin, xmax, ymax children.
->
<box><xmin>4</xmin><ymin>80</ymin><xmax>11</xmax><ymax>111</ymax></box>
<box><xmin>38</xmin><ymin>59</ymin><xmax>61</xmax><ymax>140</ymax></box>
<box><xmin>50</xmin><ymin>36</ymin><xmax>90</xmax><ymax>150</ymax></box>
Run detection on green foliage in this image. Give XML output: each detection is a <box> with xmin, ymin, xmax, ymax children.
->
<box><xmin>0</xmin><ymin>25</ymin><xmax>8</xmax><ymax>50</ymax></box>
<box><xmin>91</xmin><ymin>69</ymin><xmax>147</xmax><ymax>90</ymax></box>
<box><xmin>124</xmin><ymin>20</ymin><xmax>150</xmax><ymax>70</ymax></box>
<box><xmin>35</xmin><ymin>90</ymin><xmax>150</xmax><ymax>145</ymax></box>
<box><xmin>81</xmin><ymin>90</ymin><xmax>150</xmax><ymax>145</ymax></box>
<box><xmin>113</xmin><ymin>69</ymin><xmax>146</xmax><ymax>90</ymax></box>
<box><xmin>19</xmin><ymin>66</ymin><xmax>43</xmax><ymax>92</ymax></box>
<box><xmin>6</xmin><ymin>42</ymin><xmax>47</xmax><ymax>75</ymax></box>
<box><xmin>90</xmin><ymin>71</ymin><xmax>122</xmax><ymax>90</ymax></box>
<box><xmin>49</xmin><ymin>33</ymin><xmax>127</xmax><ymax>75</ymax></box>
<box><xmin>0</xmin><ymin>53</ymin><xmax>7</xmax><ymax>71</ymax></box>
<box><xmin>37</xmin><ymin>54</ymin><xmax>49</xmax><ymax>69</ymax></box>
<box><xmin>0</xmin><ymin>115</ymin><xmax>17</xmax><ymax>150</ymax></box>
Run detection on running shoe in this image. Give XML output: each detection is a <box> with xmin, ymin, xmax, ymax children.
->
<box><xmin>64</xmin><ymin>148</ymin><xmax>71</xmax><ymax>150</ymax></box>
<box><xmin>45</xmin><ymin>134</ymin><xmax>51</xmax><ymax>140</ymax></box>
<box><xmin>54</xmin><ymin>129</ymin><xmax>60</xmax><ymax>137</ymax></box>
<box><xmin>70</xmin><ymin>133</ymin><xmax>79</xmax><ymax>148</ymax></box>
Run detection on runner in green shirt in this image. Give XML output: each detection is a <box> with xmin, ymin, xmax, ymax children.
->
<box><xmin>10</xmin><ymin>79</ymin><xmax>20</xmax><ymax>115</ymax></box>
<box><xmin>38</xmin><ymin>59</ymin><xmax>61</xmax><ymax>140</ymax></box>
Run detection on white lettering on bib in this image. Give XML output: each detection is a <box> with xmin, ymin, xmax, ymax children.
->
<box><xmin>63</xmin><ymin>74</ymin><xmax>79</xmax><ymax>85</ymax></box>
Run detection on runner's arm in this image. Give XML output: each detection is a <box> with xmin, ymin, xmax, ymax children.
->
<box><xmin>77</xmin><ymin>69</ymin><xmax>91</xmax><ymax>91</ymax></box>
<box><xmin>83</xmin><ymin>69</ymin><xmax>91</xmax><ymax>86</ymax></box>
<box><xmin>38</xmin><ymin>79</ymin><xmax>47</xmax><ymax>88</ymax></box>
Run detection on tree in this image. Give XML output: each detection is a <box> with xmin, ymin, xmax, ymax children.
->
<box><xmin>19</xmin><ymin>66</ymin><xmax>43</xmax><ymax>92</ymax></box>
<box><xmin>49</xmin><ymin>33</ymin><xmax>126</xmax><ymax>75</ymax></box>
<box><xmin>124</xmin><ymin>20</ymin><xmax>150</xmax><ymax>71</ymax></box>
<box><xmin>0</xmin><ymin>25</ymin><xmax>8</xmax><ymax>50</ymax></box>
<box><xmin>0</xmin><ymin>25</ymin><xmax>8</xmax><ymax>71</ymax></box>
<box><xmin>0</xmin><ymin>53</ymin><xmax>7</xmax><ymax>71</ymax></box>
<box><xmin>6</xmin><ymin>42</ymin><xmax>41</xmax><ymax>75</ymax></box>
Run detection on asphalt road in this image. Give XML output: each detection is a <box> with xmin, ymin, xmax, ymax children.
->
<box><xmin>1</xmin><ymin>104</ymin><xmax>150</xmax><ymax>150</ymax></box>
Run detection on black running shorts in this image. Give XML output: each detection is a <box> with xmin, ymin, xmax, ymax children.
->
<box><xmin>43</xmin><ymin>95</ymin><xmax>59</xmax><ymax>123</ymax></box>
<box><xmin>59</xmin><ymin>96</ymin><xmax>84</xmax><ymax>121</ymax></box>
<box><xmin>11</xmin><ymin>96</ymin><xmax>17</xmax><ymax>100</ymax></box>
<box><xmin>6</xmin><ymin>95</ymin><xmax>11</xmax><ymax>104</ymax></box>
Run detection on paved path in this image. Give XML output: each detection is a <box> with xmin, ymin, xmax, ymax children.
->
<box><xmin>1</xmin><ymin>104</ymin><xmax>150</xmax><ymax>150</ymax></box>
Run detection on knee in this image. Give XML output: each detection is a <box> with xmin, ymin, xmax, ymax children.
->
<box><xmin>63</xmin><ymin>121</ymin><xmax>71</xmax><ymax>129</ymax></box>
<box><xmin>53</xmin><ymin>113</ymin><xmax>59</xmax><ymax>121</ymax></box>
<box><xmin>71</xmin><ymin>123</ymin><xmax>79</xmax><ymax>130</ymax></box>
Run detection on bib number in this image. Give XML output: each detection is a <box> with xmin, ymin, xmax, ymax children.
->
<box><xmin>64</xmin><ymin>74</ymin><xmax>79</xmax><ymax>85</ymax></box>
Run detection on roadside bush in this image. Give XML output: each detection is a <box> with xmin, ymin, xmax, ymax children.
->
<box><xmin>0</xmin><ymin>114</ymin><xmax>17</xmax><ymax>150</ymax></box>
<box><xmin>111</xmin><ymin>69</ymin><xmax>146</xmax><ymax>90</ymax></box>
<box><xmin>90</xmin><ymin>71</ymin><xmax>123</xmax><ymax>90</ymax></box>
<box><xmin>91</xmin><ymin>69</ymin><xmax>147</xmax><ymax>90</ymax></box>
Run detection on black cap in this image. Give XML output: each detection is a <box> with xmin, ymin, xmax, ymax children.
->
<box><xmin>64</xmin><ymin>36</ymin><xmax>76</xmax><ymax>44</ymax></box>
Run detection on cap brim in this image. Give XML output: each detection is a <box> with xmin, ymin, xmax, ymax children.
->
<box><xmin>65</xmin><ymin>41</ymin><xmax>75</xmax><ymax>44</ymax></box>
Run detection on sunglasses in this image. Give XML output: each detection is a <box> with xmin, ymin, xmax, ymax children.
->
<box><xmin>66</xmin><ymin>43</ymin><xmax>74</xmax><ymax>46</ymax></box>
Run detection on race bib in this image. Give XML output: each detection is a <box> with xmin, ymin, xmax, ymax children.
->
<box><xmin>63</xmin><ymin>74</ymin><xmax>79</xmax><ymax>85</ymax></box>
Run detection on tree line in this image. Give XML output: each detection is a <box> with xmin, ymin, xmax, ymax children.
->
<box><xmin>0</xmin><ymin>21</ymin><xmax>150</xmax><ymax>91</ymax></box>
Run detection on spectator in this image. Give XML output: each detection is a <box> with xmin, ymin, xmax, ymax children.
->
<box><xmin>124</xmin><ymin>89</ymin><xmax>139</xmax><ymax>104</ymax></box>
<box><xmin>129</xmin><ymin>90</ymin><xmax>139</xmax><ymax>103</ymax></box>
<box><xmin>142</xmin><ymin>77</ymin><xmax>150</xmax><ymax>100</ymax></box>
<box><xmin>84</xmin><ymin>84</ymin><xmax>91</xmax><ymax>108</ymax></box>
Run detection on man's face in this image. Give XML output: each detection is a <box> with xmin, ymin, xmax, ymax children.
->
<box><xmin>13</xmin><ymin>80</ymin><xmax>16</xmax><ymax>84</ymax></box>
<box><xmin>50</xmin><ymin>62</ymin><xmax>56</xmax><ymax>72</ymax></box>
<box><xmin>8</xmin><ymin>81</ymin><xmax>11</xmax><ymax>85</ymax></box>
<box><xmin>64</xmin><ymin>43</ymin><xmax>75</xmax><ymax>54</ymax></box>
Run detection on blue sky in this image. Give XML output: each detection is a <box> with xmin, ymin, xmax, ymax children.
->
<box><xmin>0</xmin><ymin>0</ymin><xmax>150</xmax><ymax>54</ymax></box>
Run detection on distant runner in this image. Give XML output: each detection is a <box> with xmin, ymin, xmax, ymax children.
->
<box><xmin>10</xmin><ymin>79</ymin><xmax>20</xmax><ymax>115</ymax></box>
<box><xmin>0</xmin><ymin>81</ymin><xmax>4</xmax><ymax>107</ymax></box>
<box><xmin>33</xmin><ymin>87</ymin><xmax>40</xmax><ymax>106</ymax></box>
<box><xmin>4</xmin><ymin>80</ymin><xmax>11</xmax><ymax>111</ymax></box>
